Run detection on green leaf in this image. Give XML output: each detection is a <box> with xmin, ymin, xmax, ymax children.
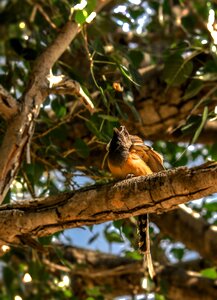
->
<box><xmin>75</xmin><ymin>10</ymin><xmax>88</xmax><ymax>24</ymax></box>
<box><xmin>85</xmin><ymin>120</ymin><xmax>104</xmax><ymax>141</ymax></box>
<box><xmin>86</xmin><ymin>287</ymin><xmax>101</xmax><ymax>297</ymax></box>
<box><xmin>170</xmin><ymin>247</ymin><xmax>185</xmax><ymax>260</ymax></box>
<box><xmin>118</xmin><ymin>64</ymin><xmax>140</xmax><ymax>86</ymax></box>
<box><xmin>183</xmin><ymin>79</ymin><xmax>203</xmax><ymax>100</ymax></box>
<box><xmin>201</xmin><ymin>268</ymin><xmax>217</xmax><ymax>279</ymax></box>
<box><xmin>104</xmin><ymin>230</ymin><xmax>123</xmax><ymax>243</ymax></box>
<box><xmin>191</xmin><ymin>106</ymin><xmax>208</xmax><ymax>144</ymax></box>
<box><xmin>155</xmin><ymin>294</ymin><xmax>166</xmax><ymax>300</ymax></box>
<box><xmin>123</xmin><ymin>92</ymin><xmax>141</xmax><ymax>121</ymax></box>
<box><xmin>87</xmin><ymin>0</ymin><xmax>96</xmax><ymax>12</ymax></box>
<box><xmin>128</xmin><ymin>6</ymin><xmax>144</xmax><ymax>19</ymax></box>
<box><xmin>113</xmin><ymin>220</ymin><xmax>123</xmax><ymax>229</ymax></box>
<box><xmin>88</xmin><ymin>232</ymin><xmax>100</xmax><ymax>244</ymax></box>
<box><xmin>209</xmin><ymin>143</ymin><xmax>217</xmax><ymax>160</ymax></box>
<box><xmin>51</xmin><ymin>99</ymin><xmax>66</xmax><ymax>118</ymax></box>
<box><xmin>113</xmin><ymin>13</ymin><xmax>133</xmax><ymax>24</ymax></box>
<box><xmin>128</xmin><ymin>50</ymin><xmax>144</xmax><ymax>68</ymax></box>
<box><xmin>74</xmin><ymin>138</ymin><xmax>90</xmax><ymax>158</ymax></box>
<box><xmin>204</xmin><ymin>201</ymin><xmax>217</xmax><ymax>213</ymax></box>
<box><xmin>98</xmin><ymin>114</ymin><xmax>119</xmax><ymax>122</ymax></box>
<box><xmin>3</xmin><ymin>267</ymin><xmax>15</xmax><ymax>294</ymax></box>
<box><xmin>125</xmin><ymin>250</ymin><xmax>142</xmax><ymax>260</ymax></box>
<box><xmin>163</xmin><ymin>53</ymin><xmax>193</xmax><ymax>86</ymax></box>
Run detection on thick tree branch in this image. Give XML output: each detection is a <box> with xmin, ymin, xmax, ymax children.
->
<box><xmin>157</xmin><ymin>265</ymin><xmax>217</xmax><ymax>300</ymax></box>
<box><xmin>0</xmin><ymin>0</ymin><xmax>111</xmax><ymax>204</ymax></box>
<box><xmin>35</xmin><ymin>245</ymin><xmax>217</xmax><ymax>299</ymax></box>
<box><xmin>153</xmin><ymin>205</ymin><xmax>217</xmax><ymax>264</ymax></box>
<box><xmin>0</xmin><ymin>162</ymin><xmax>216</xmax><ymax>245</ymax></box>
<box><xmin>0</xmin><ymin>21</ymin><xmax>79</xmax><ymax>204</ymax></box>
<box><xmin>5</xmin><ymin>244</ymin><xmax>216</xmax><ymax>299</ymax></box>
<box><xmin>58</xmin><ymin>246</ymin><xmax>217</xmax><ymax>300</ymax></box>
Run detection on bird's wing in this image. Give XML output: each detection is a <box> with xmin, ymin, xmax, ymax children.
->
<box><xmin>130</xmin><ymin>134</ymin><xmax>164</xmax><ymax>173</ymax></box>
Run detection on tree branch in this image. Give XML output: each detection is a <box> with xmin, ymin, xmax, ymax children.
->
<box><xmin>0</xmin><ymin>162</ymin><xmax>216</xmax><ymax>245</ymax></box>
<box><xmin>5</xmin><ymin>244</ymin><xmax>216</xmax><ymax>299</ymax></box>
<box><xmin>152</xmin><ymin>204</ymin><xmax>217</xmax><ymax>263</ymax></box>
<box><xmin>0</xmin><ymin>0</ymin><xmax>112</xmax><ymax>204</ymax></box>
<box><xmin>0</xmin><ymin>21</ymin><xmax>79</xmax><ymax>204</ymax></box>
<box><xmin>58</xmin><ymin>246</ymin><xmax>217</xmax><ymax>300</ymax></box>
<box><xmin>0</xmin><ymin>84</ymin><xmax>19</xmax><ymax>120</ymax></box>
<box><xmin>46</xmin><ymin>74</ymin><xmax>94</xmax><ymax>111</ymax></box>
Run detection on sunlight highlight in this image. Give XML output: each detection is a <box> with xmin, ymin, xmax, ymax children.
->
<box><xmin>207</xmin><ymin>9</ymin><xmax>217</xmax><ymax>44</ymax></box>
<box><xmin>74</xmin><ymin>0</ymin><xmax>87</xmax><ymax>10</ymax></box>
<box><xmin>1</xmin><ymin>245</ymin><xmax>10</xmax><ymax>252</ymax></box>
<box><xmin>58</xmin><ymin>275</ymin><xmax>70</xmax><ymax>288</ymax></box>
<box><xmin>23</xmin><ymin>273</ymin><xmax>32</xmax><ymax>283</ymax></box>
<box><xmin>19</xmin><ymin>22</ymin><xmax>26</xmax><ymax>29</ymax></box>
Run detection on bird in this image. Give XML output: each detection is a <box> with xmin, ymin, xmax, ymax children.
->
<box><xmin>107</xmin><ymin>125</ymin><xmax>164</xmax><ymax>278</ymax></box>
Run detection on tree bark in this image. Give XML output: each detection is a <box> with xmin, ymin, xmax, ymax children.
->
<box><xmin>41</xmin><ymin>245</ymin><xmax>217</xmax><ymax>300</ymax></box>
<box><xmin>0</xmin><ymin>162</ymin><xmax>216</xmax><ymax>246</ymax></box>
<box><xmin>152</xmin><ymin>205</ymin><xmax>217</xmax><ymax>264</ymax></box>
<box><xmin>0</xmin><ymin>0</ymin><xmax>113</xmax><ymax>204</ymax></box>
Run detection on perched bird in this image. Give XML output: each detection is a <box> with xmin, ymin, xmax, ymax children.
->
<box><xmin>107</xmin><ymin>125</ymin><xmax>164</xmax><ymax>278</ymax></box>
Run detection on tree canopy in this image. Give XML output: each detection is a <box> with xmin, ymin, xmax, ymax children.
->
<box><xmin>0</xmin><ymin>0</ymin><xmax>217</xmax><ymax>299</ymax></box>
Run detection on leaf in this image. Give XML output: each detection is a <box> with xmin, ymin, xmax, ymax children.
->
<box><xmin>51</xmin><ymin>99</ymin><xmax>66</xmax><ymax>118</ymax></box>
<box><xmin>3</xmin><ymin>267</ymin><xmax>14</xmax><ymax>293</ymax></box>
<box><xmin>123</xmin><ymin>92</ymin><xmax>141</xmax><ymax>121</ymax></box>
<box><xmin>113</xmin><ymin>220</ymin><xmax>123</xmax><ymax>229</ymax></box>
<box><xmin>163</xmin><ymin>53</ymin><xmax>193</xmax><ymax>86</ymax></box>
<box><xmin>87</xmin><ymin>0</ymin><xmax>96</xmax><ymax>12</ymax></box>
<box><xmin>104</xmin><ymin>230</ymin><xmax>123</xmax><ymax>243</ymax></box>
<box><xmin>75</xmin><ymin>10</ymin><xmax>88</xmax><ymax>24</ymax></box>
<box><xmin>113</xmin><ymin>12</ymin><xmax>133</xmax><ymax>24</ymax></box>
<box><xmin>125</xmin><ymin>250</ymin><xmax>142</xmax><ymax>260</ymax></box>
<box><xmin>155</xmin><ymin>294</ymin><xmax>166</xmax><ymax>300</ymax></box>
<box><xmin>204</xmin><ymin>201</ymin><xmax>217</xmax><ymax>213</ymax></box>
<box><xmin>98</xmin><ymin>114</ymin><xmax>119</xmax><ymax>122</ymax></box>
<box><xmin>74</xmin><ymin>138</ymin><xmax>90</xmax><ymax>158</ymax></box>
<box><xmin>128</xmin><ymin>50</ymin><xmax>144</xmax><ymax>68</ymax></box>
<box><xmin>183</xmin><ymin>79</ymin><xmax>203</xmax><ymax>100</ymax></box>
<box><xmin>118</xmin><ymin>64</ymin><xmax>140</xmax><ymax>86</ymax></box>
<box><xmin>201</xmin><ymin>268</ymin><xmax>217</xmax><ymax>279</ymax></box>
<box><xmin>86</xmin><ymin>287</ymin><xmax>101</xmax><ymax>297</ymax></box>
<box><xmin>85</xmin><ymin>120</ymin><xmax>105</xmax><ymax>141</ymax></box>
<box><xmin>170</xmin><ymin>247</ymin><xmax>185</xmax><ymax>260</ymax></box>
<box><xmin>191</xmin><ymin>106</ymin><xmax>208</xmax><ymax>144</ymax></box>
<box><xmin>88</xmin><ymin>232</ymin><xmax>100</xmax><ymax>244</ymax></box>
<box><xmin>128</xmin><ymin>6</ymin><xmax>144</xmax><ymax>19</ymax></box>
<box><xmin>209</xmin><ymin>143</ymin><xmax>217</xmax><ymax>160</ymax></box>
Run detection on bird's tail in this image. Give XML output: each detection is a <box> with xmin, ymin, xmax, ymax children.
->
<box><xmin>138</xmin><ymin>214</ymin><xmax>155</xmax><ymax>279</ymax></box>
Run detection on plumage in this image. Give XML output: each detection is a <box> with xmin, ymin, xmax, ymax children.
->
<box><xmin>107</xmin><ymin>126</ymin><xmax>164</xmax><ymax>279</ymax></box>
<box><xmin>107</xmin><ymin>126</ymin><xmax>164</xmax><ymax>178</ymax></box>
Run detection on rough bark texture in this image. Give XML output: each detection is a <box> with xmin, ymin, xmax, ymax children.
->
<box><xmin>0</xmin><ymin>162</ymin><xmax>216</xmax><ymax>246</ymax></box>
<box><xmin>34</xmin><ymin>245</ymin><xmax>217</xmax><ymax>300</ymax></box>
<box><xmin>0</xmin><ymin>2</ymin><xmax>216</xmax><ymax>299</ymax></box>
<box><xmin>152</xmin><ymin>205</ymin><xmax>217</xmax><ymax>264</ymax></box>
<box><xmin>0</xmin><ymin>84</ymin><xmax>18</xmax><ymax>119</ymax></box>
<box><xmin>0</xmin><ymin>21</ymin><xmax>79</xmax><ymax>204</ymax></box>
<box><xmin>0</xmin><ymin>0</ymin><xmax>112</xmax><ymax>204</ymax></box>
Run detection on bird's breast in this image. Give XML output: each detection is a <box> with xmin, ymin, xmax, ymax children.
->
<box><xmin>108</xmin><ymin>151</ymin><xmax>153</xmax><ymax>179</ymax></box>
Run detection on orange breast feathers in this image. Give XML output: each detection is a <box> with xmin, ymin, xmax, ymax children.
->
<box><xmin>107</xmin><ymin>126</ymin><xmax>164</xmax><ymax>178</ymax></box>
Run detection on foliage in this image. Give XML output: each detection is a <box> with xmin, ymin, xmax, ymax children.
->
<box><xmin>0</xmin><ymin>0</ymin><xmax>217</xmax><ymax>299</ymax></box>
